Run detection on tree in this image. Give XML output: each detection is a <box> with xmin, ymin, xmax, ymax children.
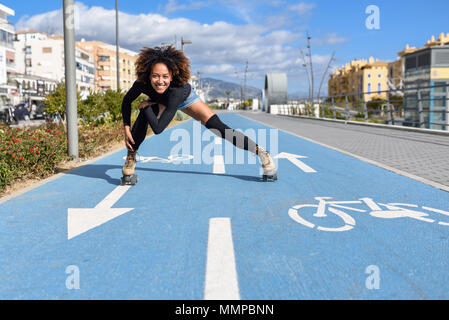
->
<box><xmin>79</xmin><ymin>89</ymin><xmax>106</xmax><ymax>123</ymax></box>
<box><xmin>43</xmin><ymin>82</ymin><xmax>82</xmax><ymax>128</ymax></box>
<box><xmin>103</xmin><ymin>89</ymin><xmax>125</xmax><ymax>122</ymax></box>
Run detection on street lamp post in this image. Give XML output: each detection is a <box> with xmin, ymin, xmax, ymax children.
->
<box><xmin>115</xmin><ymin>0</ymin><xmax>120</xmax><ymax>91</ymax></box>
<box><xmin>181</xmin><ymin>37</ymin><xmax>192</xmax><ymax>53</ymax></box>
<box><xmin>63</xmin><ymin>0</ymin><xmax>79</xmax><ymax>161</ymax></box>
<box><xmin>306</xmin><ymin>31</ymin><xmax>314</xmax><ymax>104</ymax></box>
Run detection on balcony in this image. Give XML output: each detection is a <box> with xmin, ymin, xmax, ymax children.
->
<box><xmin>0</xmin><ymin>21</ymin><xmax>14</xmax><ymax>34</ymax></box>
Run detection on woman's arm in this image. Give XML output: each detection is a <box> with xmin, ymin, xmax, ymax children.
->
<box><xmin>141</xmin><ymin>84</ymin><xmax>190</xmax><ymax>134</ymax></box>
<box><xmin>121</xmin><ymin>81</ymin><xmax>144</xmax><ymax>127</ymax></box>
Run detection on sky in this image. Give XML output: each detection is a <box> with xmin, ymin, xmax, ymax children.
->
<box><xmin>3</xmin><ymin>0</ymin><xmax>449</xmax><ymax>96</ymax></box>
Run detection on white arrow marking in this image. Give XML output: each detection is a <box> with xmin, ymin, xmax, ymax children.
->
<box><xmin>274</xmin><ymin>152</ymin><xmax>316</xmax><ymax>173</ymax></box>
<box><xmin>67</xmin><ymin>185</ymin><xmax>134</xmax><ymax>240</ymax></box>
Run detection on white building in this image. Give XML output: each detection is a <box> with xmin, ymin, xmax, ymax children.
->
<box><xmin>14</xmin><ymin>30</ymin><xmax>95</xmax><ymax>99</ymax></box>
<box><xmin>0</xmin><ymin>3</ymin><xmax>16</xmax><ymax>104</ymax></box>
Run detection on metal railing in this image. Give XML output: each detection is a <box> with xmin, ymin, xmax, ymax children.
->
<box><xmin>282</xmin><ymin>83</ymin><xmax>449</xmax><ymax>131</ymax></box>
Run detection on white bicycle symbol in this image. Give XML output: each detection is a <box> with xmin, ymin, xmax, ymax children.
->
<box><xmin>288</xmin><ymin>197</ymin><xmax>449</xmax><ymax>232</ymax></box>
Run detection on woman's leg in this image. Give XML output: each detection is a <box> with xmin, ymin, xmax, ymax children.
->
<box><xmin>182</xmin><ymin>100</ymin><xmax>259</xmax><ymax>153</ymax></box>
<box><xmin>130</xmin><ymin>110</ymin><xmax>149</xmax><ymax>151</ymax></box>
<box><xmin>181</xmin><ymin>100</ymin><xmax>277</xmax><ymax>178</ymax></box>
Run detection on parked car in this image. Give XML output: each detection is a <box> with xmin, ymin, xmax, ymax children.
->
<box><xmin>13</xmin><ymin>104</ymin><xmax>30</xmax><ymax>121</ymax></box>
<box><xmin>30</xmin><ymin>103</ymin><xmax>47</xmax><ymax>120</ymax></box>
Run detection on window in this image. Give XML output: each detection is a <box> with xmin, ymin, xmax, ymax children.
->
<box><xmin>405</xmin><ymin>56</ymin><xmax>416</xmax><ymax>70</ymax></box>
<box><xmin>378</xmin><ymin>74</ymin><xmax>381</xmax><ymax>78</ymax></box>
<box><xmin>368</xmin><ymin>74</ymin><xmax>371</xmax><ymax>78</ymax></box>
<box><xmin>378</xmin><ymin>83</ymin><xmax>381</xmax><ymax>93</ymax></box>
<box><xmin>418</xmin><ymin>53</ymin><xmax>430</xmax><ymax>67</ymax></box>
<box><xmin>367</xmin><ymin>83</ymin><xmax>371</xmax><ymax>93</ymax></box>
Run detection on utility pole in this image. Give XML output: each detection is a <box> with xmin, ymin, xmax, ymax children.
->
<box><xmin>115</xmin><ymin>0</ymin><xmax>120</xmax><ymax>91</ymax></box>
<box><xmin>306</xmin><ymin>31</ymin><xmax>314</xmax><ymax>104</ymax></box>
<box><xmin>181</xmin><ymin>37</ymin><xmax>192</xmax><ymax>53</ymax></box>
<box><xmin>300</xmin><ymin>49</ymin><xmax>312</xmax><ymax>102</ymax></box>
<box><xmin>197</xmin><ymin>70</ymin><xmax>202</xmax><ymax>90</ymax></box>
<box><xmin>63</xmin><ymin>0</ymin><xmax>78</xmax><ymax>161</ymax></box>
<box><xmin>243</xmin><ymin>60</ymin><xmax>248</xmax><ymax>103</ymax></box>
<box><xmin>234</xmin><ymin>70</ymin><xmax>243</xmax><ymax>108</ymax></box>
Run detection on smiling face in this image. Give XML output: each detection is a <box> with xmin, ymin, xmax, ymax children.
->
<box><xmin>150</xmin><ymin>62</ymin><xmax>172</xmax><ymax>94</ymax></box>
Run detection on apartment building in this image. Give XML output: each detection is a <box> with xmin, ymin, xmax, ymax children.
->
<box><xmin>0</xmin><ymin>3</ymin><xmax>16</xmax><ymax>104</ymax></box>
<box><xmin>328</xmin><ymin>57</ymin><xmax>389</xmax><ymax>101</ymax></box>
<box><xmin>14</xmin><ymin>30</ymin><xmax>95</xmax><ymax>98</ymax></box>
<box><xmin>77</xmin><ymin>40</ymin><xmax>137</xmax><ymax>92</ymax></box>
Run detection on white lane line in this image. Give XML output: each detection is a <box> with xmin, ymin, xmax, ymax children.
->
<box><xmin>204</xmin><ymin>218</ymin><xmax>240</xmax><ymax>300</ymax></box>
<box><xmin>213</xmin><ymin>137</ymin><xmax>226</xmax><ymax>174</ymax></box>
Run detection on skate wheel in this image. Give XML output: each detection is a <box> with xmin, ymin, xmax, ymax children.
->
<box><xmin>262</xmin><ymin>173</ymin><xmax>278</xmax><ymax>182</ymax></box>
<box><xmin>120</xmin><ymin>175</ymin><xmax>138</xmax><ymax>185</ymax></box>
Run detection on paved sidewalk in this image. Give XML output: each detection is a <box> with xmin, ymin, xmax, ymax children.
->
<box><xmin>236</xmin><ymin>111</ymin><xmax>449</xmax><ymax>191</ymax></box>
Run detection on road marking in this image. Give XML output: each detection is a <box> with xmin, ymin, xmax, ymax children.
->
<box><xmin>204</xmin><ymin>218</ymin><xmax>240</xmax><ymax>300</ymax></box>
<box><xmin>67</xmin><ymin>185</ymin><xmax>134</xmax><ymax>240</ymax></box>
<box><xmin>213</xmin><ymin>137</ymin><xmax>226</xmax><ymax>174</ymax></box>
<box><xmin>274</xmin><ymin>152</ymin><xmax>316</xmax><ymax>173</ymax></box>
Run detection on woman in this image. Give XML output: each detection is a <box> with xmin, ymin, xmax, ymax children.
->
<box><xmin>120</xmin><ymin>46</ymin><xmax>277</xmax><ymax>184</ymax></box>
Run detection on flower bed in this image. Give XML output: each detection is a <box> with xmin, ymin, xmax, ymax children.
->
<box><xmin>0</xmin><ymin>120</ymin><xmax>124</xmax><ymax>191</ymax></box>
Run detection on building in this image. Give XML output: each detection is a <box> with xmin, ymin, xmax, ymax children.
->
<box><xmin>328</xmin><ymin>57</ymin><xmax>389</xmax><ymax>101</ymax></box>
<box><xmin>401</xmin><ymin>45</ymin><xmax>449</xmax><ymax>130</ymax></box>
<box><xmin>77</xmin><ymin>40</ymin><xmax>137</xmax><ymax>92</ymax></box>
<box><xmin>14</xmin><ymin>30</ymin><xmax>95</xmax><ymax>99</ymax></box>
<box><xmin>387</xmin><ymin>59</ymin><xmax>403</xmax><ymax>92</ymax></box>
<box><xmin>9</xmin><ymin>73</ymin><xmax>58</xmax><ymax>106</ymax></box>
<box><xmin>397</xmin><ymin>33</ymin><xmax>449</xmax><ymax>130</ymax></box>
<box><xmin>0</xmin><ymin>3</ymin><xmax>16</xmax><ymax>105</ymax></box>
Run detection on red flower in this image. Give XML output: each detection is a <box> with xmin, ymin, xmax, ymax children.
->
<box><xmin>30</xmin><ymin>148</ymin><xmax>34</xmax><ymax>153</ymax></box>
<box><xmin>19</xmin><ymin>156</ymin><xmax>24</xmax><ymax>161</ymax></box>
<box><xmin>36</xmin><ymin>150</ymin><xmax>40</xmax><ymax>155</ymax></box>
<box><xmin>12</xmin><ymin>154</ymin><xmax>16</xmax><ymax>158</ymax></box>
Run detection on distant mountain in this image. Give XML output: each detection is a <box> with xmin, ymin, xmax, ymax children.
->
<box><xmin>200</xmin><ymin>78</ymin><xmax>262</xmax><ymax>100</ymax></box>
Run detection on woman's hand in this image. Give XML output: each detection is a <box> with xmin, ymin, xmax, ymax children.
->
<box><xmin>124</xmin><ymin>125</ymin><xmax>135</xmax><ymax>151</ymax></box>
<box><xmin>157</xmin><ymin>104</ymin><xmax>166</xmax><ymax>119</ymax></box>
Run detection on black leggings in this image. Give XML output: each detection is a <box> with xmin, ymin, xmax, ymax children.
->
<box><xmin>130</xmin><ymin>111</ymin><xmax>258</xmax><ymax>154</ymax></box>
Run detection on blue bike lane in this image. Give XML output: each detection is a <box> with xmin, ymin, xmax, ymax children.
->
<box><xmin>1</xmin><ymin>113</ymin><xmax>448</xmax><ymax>299</ymax></box>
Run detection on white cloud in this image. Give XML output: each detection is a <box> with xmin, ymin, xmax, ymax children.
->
<box><xmin>164</xmin><ymin>0</ymin><xmax>212</xmax><ymax>14</ymax></box>
<box><xmin>313</xmin><ymin>32</ymin><xmax>349</xmax><ymax>46</ymax></box>
<box><xmin>289</xmin><ymin>2</ymin><xmax>316</xmax><ymax>15</ymax></box>
<box><xmin>15</xmin><ymin>1</ymin><xmax>335</xmax><ymax>91</ymax></box>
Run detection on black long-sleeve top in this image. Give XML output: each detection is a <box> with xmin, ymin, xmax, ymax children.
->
<box><xmin>121</xmin><ymin>81</ymin><xmax>191</xmax><ymax>134</ymax></box>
